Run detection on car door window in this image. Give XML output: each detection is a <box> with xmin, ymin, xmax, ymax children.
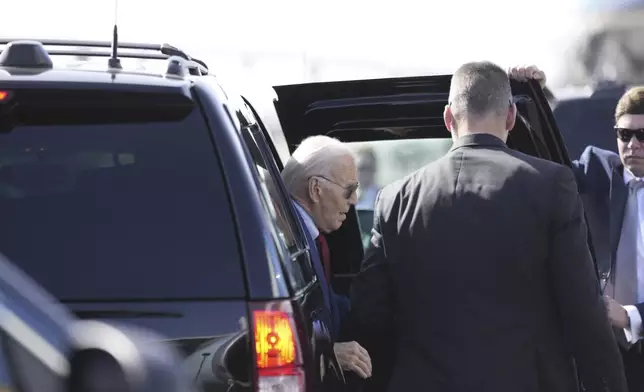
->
<box><xmin>239</xmin><ymin>120</ymin><xmax>316</xmax><ymax>292</ymax></box>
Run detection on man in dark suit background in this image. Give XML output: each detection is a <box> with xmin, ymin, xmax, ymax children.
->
<box><xmin>564</xmin><ymin>86</ymin><xmax>644</xmax><ymax>391</ymax></box>
<box><xmin>350</xmin><ymin>61</ymin><xmax>627</xmax><ymax>392</ymax></box>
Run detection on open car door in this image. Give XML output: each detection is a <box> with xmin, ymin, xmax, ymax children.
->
<box><xmin>269</xmin><ymin>75</ymin><xmax>580</xmax><ymax>298</ymax></box>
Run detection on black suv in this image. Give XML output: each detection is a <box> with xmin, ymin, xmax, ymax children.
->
<box><xmin>0</xmin><ymin>37</ymin><xmax>575</xmax><ymax>392</ymax></box>
<box><xmin>0</xmin><ymin>37</ymin><xmax>343</xmax><ymax>392</ymax></box>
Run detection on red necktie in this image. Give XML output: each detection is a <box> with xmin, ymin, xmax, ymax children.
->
<box><xmin>316</xmin><ymin>233</ymin><xmax>332</xmax><ymax>281</ymax></box>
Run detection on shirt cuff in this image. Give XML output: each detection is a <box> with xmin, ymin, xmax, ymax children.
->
<box><xmin>623</xmin><ymin>305</ymin><xmax>642</xmax><ymax>344</ymax></box>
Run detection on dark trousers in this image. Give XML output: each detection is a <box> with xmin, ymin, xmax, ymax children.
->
<box><xmin>623</xmin><ymin>343</ymin><xmax>644</xmax><ymax>392</ymax></box>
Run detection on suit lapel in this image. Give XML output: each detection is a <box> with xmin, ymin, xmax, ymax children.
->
<box><xmin>306</xmin><ymin>227</ymin><xmax>332</xmax><ymax>311</ymax></box>
<box><xmin>293</xmin><ymin>203</ymin><xmax>333</xmax><ymax>312</ymax></box>
<box><xmin>609</xmin><ymin>167</ymin><xmax>628</xmax><ymax>268</ymax></box>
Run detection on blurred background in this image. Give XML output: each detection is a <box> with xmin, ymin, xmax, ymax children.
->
<box><xmin>4</xmin><ymin>0</ymin><xmax>643</xmax><ymax>214</ymax></box>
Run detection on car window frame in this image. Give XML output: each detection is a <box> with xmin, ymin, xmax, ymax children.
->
<box><xmin>255</xmin><ymin>125</ymin><xmax>318</xmax><ymax>287</ymax></box>
<box><xmin>238</xmin><ymin>98</ymin><xmax>315</xmax><ymax>256</ymax></box>
<box><xmin>227</xmin><ymin>97</ymin><xmax>318</xmax><ymax>294</ymax></box>
<box><xmin>239</xmin><ymin>122</ymin><xmax>318</xmax><ymax>293</ymax></box>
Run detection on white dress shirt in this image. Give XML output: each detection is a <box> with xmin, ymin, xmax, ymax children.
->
<box><xmin>622</xmin><ymin>169</ymin><xmax>644</xmax><ymax>343</ymax></box>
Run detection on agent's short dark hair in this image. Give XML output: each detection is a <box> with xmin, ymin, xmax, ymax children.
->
<box><xmin>448</xmin><ymin>61</ymin><xmax>511</xmax><ymax>121</ymax></box>
<box><xmin>615</xmin><ymin>86</ymin><xmax>644</xmax><ymax>122</ymax></box>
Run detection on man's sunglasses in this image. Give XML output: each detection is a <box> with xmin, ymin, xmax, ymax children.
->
<box><xmin>615</xmin><ymin>127</ymin><xmax>644</xmax><ymax>142</ymax></box>
<box><xmin>311</xmin><ymin>175</ymin><xmax>359</xmax><ymax>199</ymax></box>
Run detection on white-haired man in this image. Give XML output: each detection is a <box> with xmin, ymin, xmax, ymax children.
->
<box><xmin>281</xmin><ymin>135</ymin><xmax>372</xmax><ymax>380</ymax></box>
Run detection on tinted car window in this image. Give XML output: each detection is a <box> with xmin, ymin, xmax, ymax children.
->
<box><xmin>0</xmin><ymin>101</ymin><xmax>244</xmax><ymax>300</ymax></box>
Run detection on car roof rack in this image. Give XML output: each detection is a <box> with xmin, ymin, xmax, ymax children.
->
<box><xmin>0</xmin><ymin>38</ymin><xmax>210</xmax><ymax>77</ymax></box>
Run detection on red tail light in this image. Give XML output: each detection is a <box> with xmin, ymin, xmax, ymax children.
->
<box><xmin>254</xmin><ymin>310</ymin><xmax>297</xmax><ymax>369</ymax></box>
<box><xmin>251</xmin><ymin>301</ymin><xmax>305</xmax><ymax>391</ymax></box>
<box><xmin>0</xmin><ymin>91</ymin><xmax>9</xmax><ymax>101</ymax></box>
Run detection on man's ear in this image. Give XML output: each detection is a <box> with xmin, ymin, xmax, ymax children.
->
<box><xmin>308</xmin><ymin>177</ymin><xmax>321</xmax><ymax>203</ymax></box>
<box><xmin>444</xmin><ymin>105</ymin><xmax>456</xmax><ymax>134</ymax></box>
<box><xmin>506</xmin><ymin>103</ymin><xmax>517</xmax><ymax>132</ymax></box>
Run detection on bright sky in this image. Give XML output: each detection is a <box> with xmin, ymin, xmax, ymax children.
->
<box><xmin>1</xmin><ymin>0</ymin><xmax>592</xmax><ymax>85</ymax></box>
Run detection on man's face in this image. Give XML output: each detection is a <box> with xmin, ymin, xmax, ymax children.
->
<box><xmin>310</xmin><ymin>155</ymin><xmax>359</xmax><ymax>233</ymax></box>
<box><xmin>616</xmin><ymin>114</ymin><xmax>644</xmax><ymax>177</ymax></box>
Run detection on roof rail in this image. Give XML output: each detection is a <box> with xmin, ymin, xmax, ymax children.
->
<box><xmin>0</xmin><ymin>38</ymin><xmax>209</xmax><ymax>74</ymax></box>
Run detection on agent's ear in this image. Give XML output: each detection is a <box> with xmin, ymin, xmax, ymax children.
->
<box><xmin>308</xmin><ymin>177</ymin><xmax>322</xmax><ymax>203</ymax></box>
<box><xmin>506</xmin><ymin>103</ymin><xmax>517</xmax><ymax>132</ymax></box>
<box><xmin>443</xmin><ymin>105</ymin><xmax>456</xmax><ymax>133</ymax></box>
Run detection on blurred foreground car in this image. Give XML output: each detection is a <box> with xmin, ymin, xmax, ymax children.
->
<box><xmin>0</xmin><ymin>251</ymin><xmax>189</xmax><ymax>392</ymax></box>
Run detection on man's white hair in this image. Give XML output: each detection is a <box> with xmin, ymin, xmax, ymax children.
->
<box><xmin>281</xmin><ymin>135</ymin><xmax>354</xmax><ymax>200</ymax></box>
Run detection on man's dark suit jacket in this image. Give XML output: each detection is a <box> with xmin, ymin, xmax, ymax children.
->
<box><xmin>292</xmin><ymin>204</ymin><xmax>350</xmax><ymax>340</ymax></box>
<box><xmin>573</xmin><ymin>145</ymin><xmax>644</xmax><ymax>391</ymax></box>
<box><xmin>350</xmin><ymin>133</ymin><xmax>627</xmax><ymax>392</ymax></box>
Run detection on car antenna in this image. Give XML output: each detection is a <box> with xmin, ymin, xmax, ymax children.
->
<box><xmin>108</xmin><ymin>0</ymin><xmax>122</xmax><ymax>70</ymax></box>
<box><xmin>193</xmin><ymin>352</ymin><xmax>211</xmax><ymax>385</ymax></box>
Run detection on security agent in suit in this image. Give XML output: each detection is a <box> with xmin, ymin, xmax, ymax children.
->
<box><xmin>350</xmin><ymin>61</ymin><xmax>627</xmax><ymax>392</ymax></box>
<box><xmin>281</xmin><ymin>135</ymin><xmax>373</xmax><ymax>380</ymax></box>
<box><xmin>569</xmin><ymin>86</ymin><xmax>644</xmax><ymax>392</ymax></box>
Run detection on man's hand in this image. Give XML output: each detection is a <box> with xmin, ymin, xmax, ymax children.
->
<box><xmin>508</xmin><ymin>65</ymin><xmax>547</xmax><ymax>89</ymax></box>
<box><xmin>333</xmin><ymin>341</ymin><xmax>372</xmax><ymax>379</ymax></box>
<box><xmin>604</xmin><ymin>295</ymin><xmax>631</xmax><ymax>329</ymax></box>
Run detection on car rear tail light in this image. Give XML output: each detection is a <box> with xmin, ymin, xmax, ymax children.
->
<box><xmin>0</xmin><ymin>91</ymin><xmax>9</xmax><ymax>101</ymax></box>
<box><xmin>251</xmin><ymin>301</ymin><xmax>305</xmax><ymax>391</ymax></box>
